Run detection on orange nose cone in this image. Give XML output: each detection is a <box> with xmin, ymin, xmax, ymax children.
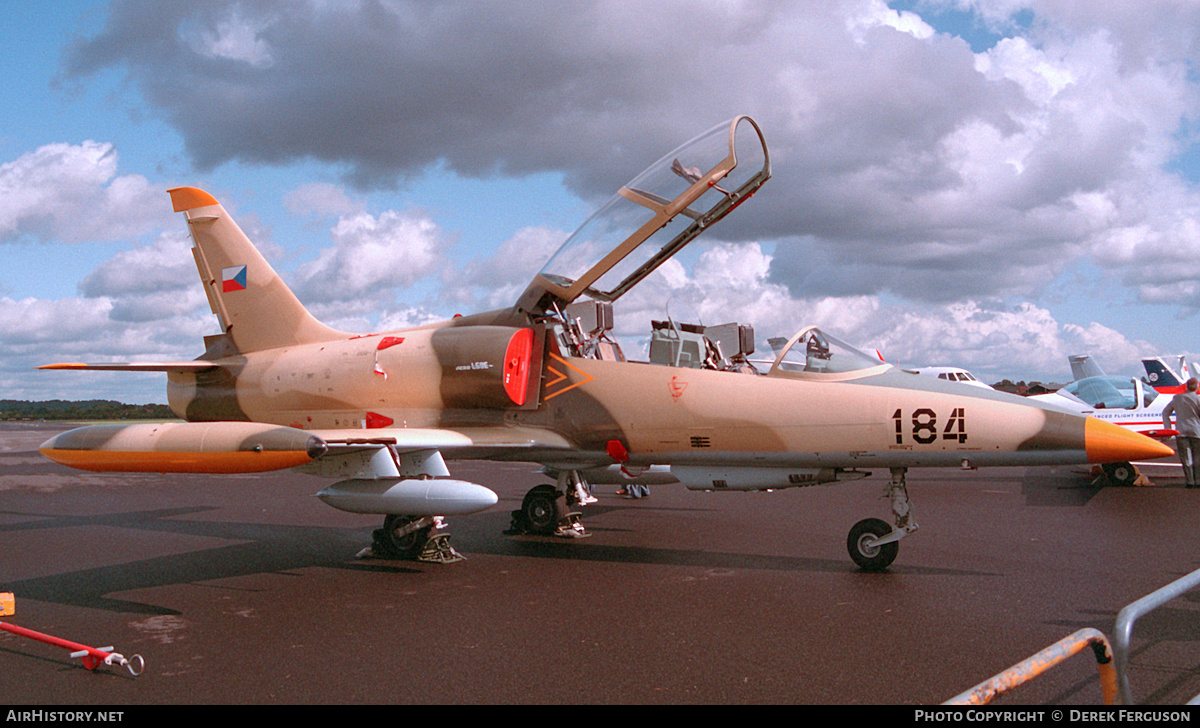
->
<box><xmin>1085</xmin><ymin>418</ymin><xmax>1176</xmax><ymax>463</ymax></box>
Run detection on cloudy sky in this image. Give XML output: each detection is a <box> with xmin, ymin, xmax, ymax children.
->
<box><xmin>4</xmin><ymin>0</ymin><xmax>1200</xmax><ymax>404</ymax></box>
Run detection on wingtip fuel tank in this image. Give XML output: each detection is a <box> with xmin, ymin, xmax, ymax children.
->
<box><xmin>39</xmin><ymin>422</ymin><xmax>326</xmax><ymax>474</ymax></box>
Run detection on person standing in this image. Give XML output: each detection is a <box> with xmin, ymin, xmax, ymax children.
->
<box><xmin>1163</xmin><ymin>377</ymin><xmax>1200</xmax><ymax>487</ymax></box>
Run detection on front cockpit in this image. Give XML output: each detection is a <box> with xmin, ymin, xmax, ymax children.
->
<box><xmin>764</xmin><ymin>326</ymin><xmax>889</xmax><ymax>378</ymax></box>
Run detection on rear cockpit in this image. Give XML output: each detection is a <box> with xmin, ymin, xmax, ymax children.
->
<box><xmin>648</xmin><ymin>319</ymin><xmax>757</xmax><ymax>373</ymax></box>
<box><xmin>541</xmin><ymin>297</ymin><xmax>759</xmax><ymax>373</ymax></box>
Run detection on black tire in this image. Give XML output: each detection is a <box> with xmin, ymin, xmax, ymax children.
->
<box><xmin>521</xmin><ymin>485</ymin><xmax>562</xmax><ymax>535</ymax></box>
<box><xmin>1102</xmin><ymin>462</ymin><xmax>1137</xmax><ymax>487</ymax></box>
<box><xmin>847</xmin><ymin>517</ymin><xmax>899</xmax><ymax>571</ymax></box>
<box><xmin>375</xmin><ymin>514</ymin><xmax>429</xmax><ymax>559</ymax></box>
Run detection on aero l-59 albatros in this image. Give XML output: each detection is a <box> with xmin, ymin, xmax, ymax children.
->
<box><xmin>39</xmin><ymin>116</ymin><xmax>1172</xmax><ymax>570</ymax></box>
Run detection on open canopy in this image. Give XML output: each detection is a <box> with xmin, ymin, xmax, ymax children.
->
<box><xmin>515</xmin><ymin>115</ymin><xmax>771</xmax><ymax>315</ymax></box>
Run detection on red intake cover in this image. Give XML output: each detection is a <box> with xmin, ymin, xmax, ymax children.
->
<box><xmin>503</xmin><ymin>328</ymin><xmax>534</xmax><ymax>406</ymax></box>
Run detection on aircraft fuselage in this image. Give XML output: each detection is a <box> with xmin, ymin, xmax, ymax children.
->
<box><xmin>164</xmin><ymin>319</ymin><xmax>1132</xmax><ymax>476</ymax></box>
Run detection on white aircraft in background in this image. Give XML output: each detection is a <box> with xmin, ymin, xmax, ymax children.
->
<box><xmin>1030</xmin><ymin>356</ymin><xmax>1176</xmax><ymax>485</ymax></box>
<box><xmin>772</xmin><ymin>341</ymin><xmax>988</xmax><ymax>391</ymax></box>
<box><xmin>906</xmin><ymin>366</ymin><xmax>993</xmax><ymax>390</ymax></box>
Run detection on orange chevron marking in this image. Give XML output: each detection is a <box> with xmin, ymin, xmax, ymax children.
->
<box><xmin>543</xmin><ymin>353</ymin><xmax>595</xmax><ymax>401</ymax></box>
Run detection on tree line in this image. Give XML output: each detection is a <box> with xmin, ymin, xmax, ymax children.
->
<box><xmin>0</xmin><ymin>400</ymin><xmax>176</xmax><ymax>421</ymax></box>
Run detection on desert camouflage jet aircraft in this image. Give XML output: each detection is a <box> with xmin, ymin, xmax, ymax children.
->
<box><xmin>38</xmin><ymin>116</ymin><xmax>1173</xmax><ymax>570</ymax></box>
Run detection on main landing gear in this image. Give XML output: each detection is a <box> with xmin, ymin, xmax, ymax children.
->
<box><xmin>506</xmin><ymin>470</ymin><xmax>593</xmax><ymax>539</ymax></box>
<box><xmin>847</xmin><ymin>467</ymin><xmax>918</xmax><ymax>572</ymax></box>
<box><xmin>367</xmin><ymin>514</ymin><xmax>465</xmax><ymax>563</ymax></box>
<box><xmin>1100</xmin><ymin>461</ymin><xmax>1139</xmax><ymax>487</ymax></box>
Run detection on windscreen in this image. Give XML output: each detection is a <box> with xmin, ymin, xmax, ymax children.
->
<box><xmin>1064</xmin><ymin>376</ymin><xmax>1156</xmax><ymax>409</ymax></box>
<box><xmin>772</xmin><ymin>328</ymin><xmax>886</xmax><ymax>376</ymax></box>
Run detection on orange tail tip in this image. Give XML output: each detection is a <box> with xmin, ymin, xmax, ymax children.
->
<box><xmin>1085</xmin><ymin>417</ymin><xmax>1176</xmax><ymax>463</ymax></box>
<box><xmin>168</xmin><ymin>187</ymin><xmax>219</xmax><ymax>212</ymax></box>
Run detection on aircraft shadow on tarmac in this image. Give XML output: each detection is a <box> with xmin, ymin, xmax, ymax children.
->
<box><xmin>0</xmin><ymin>506</ymin><xmax>410</xmax><ymax>615</ymax></box>
<box><xmin>1044</xmin><ymin>602</ymin><xmax>1200</xmax><ymax>704</ymax></box>
<box><xmin>0</xmin><ymin>505</ymin><xmax>996</xmax><ymax>615</ymax></box>
<box><xmin>1050</xmin><ymin>601</ymin><xmax>1200</xmax><ymax>646</ymax></box>
<box><xmin>1019</xmin><ymin>468</ymin><xmax>1113</xmax><ymax>507</ymax></box>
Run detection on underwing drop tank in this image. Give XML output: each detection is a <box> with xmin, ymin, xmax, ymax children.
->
<box><xmin>316</xmin><ymin>478</ymin><xmax>499</xmax><ymax>516</ymax></box>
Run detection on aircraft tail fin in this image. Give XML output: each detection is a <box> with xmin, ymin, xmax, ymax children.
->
<box><xmin>1143</xmin><ymin>356</ymin><xmax>1188</xmax><ymax>393</ymax></box>
<box><xmin>169</xmin><ymin>187</ymin><xmax>344</xmax><ymax>354</ymax></box>
<box><xmin>1181</xmin><ymin>356</ymin><xmax>1198</xmax><ymax>383</ymax></box>
<box><xmin>1068</xmin><ymin>354</ymin><xmax>1105</xmax><ymax>381</ymax></box>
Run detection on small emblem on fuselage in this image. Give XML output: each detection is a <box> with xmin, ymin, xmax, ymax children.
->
<box><xmin>456</xmin><ymin>361</ymin><xmax>493</xmax><ymax>371</ymax></box>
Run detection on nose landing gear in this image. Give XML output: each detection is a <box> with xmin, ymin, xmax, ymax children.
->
<box><xmin>847</xmin><ymin>467</ymin><xmax>917</xmax><ymax>571</ymax></box>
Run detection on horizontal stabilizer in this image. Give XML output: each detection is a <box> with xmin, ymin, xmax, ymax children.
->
<box><xmin>38</xmin><ymin>361</ymin><xmax>222</xmax><ymax>373</ymax></box>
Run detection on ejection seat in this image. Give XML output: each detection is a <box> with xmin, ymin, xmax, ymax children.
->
<box><xmin>649</xmin><ymin>320</ymin><xmax>757</xmax><ymax>373</ymax></box>
<box><xmin>557</xmin><ymin>300</ymin><xmax>625</xmax><ymax>361</ymax></box>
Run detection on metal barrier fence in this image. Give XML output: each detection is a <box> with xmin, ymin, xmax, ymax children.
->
<box><xmin>944</xmin><ymin>565</ymin><xmax>1200</xmax><ymax>706</ymax></box>
<box><xmin>944</xmin><ymin>628</ymin><xmax>1117</xmax><ymax>705</ymax></box>
<box><xmin>1113</xmin><ymin>567</ymin><xmax>1200</xmax><ymax>705</ymax></box>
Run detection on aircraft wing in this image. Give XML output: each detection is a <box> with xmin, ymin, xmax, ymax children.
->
<box><xmin>308</xmin><ymin>425</ymin><xmax>580</xmax><ymax>461</ymax></box>
<box><xmin>39</xmin><ymin>420</ymin><xmax>583</xmax><ymax>476</ymax></box>
<box><xmin>39</xmin><ymin>422</ymin><xmax>581</xmax><ymax>519</ymax></box>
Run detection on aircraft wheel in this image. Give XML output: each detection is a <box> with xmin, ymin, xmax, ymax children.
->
<box><xmin>376</xmin><ymin>514</ymin><xmax>429</xmax><ymax>559</ymax></box>
<box><xmin>521</xmin><ymin>485</ymin><xmax>561</xmax><ymax>535</ymax></box>
<box><xmin>847</xmin><ymin>518</ymin><xmax>898</xmax><ymax>572</ymax></box>
<box><xmin>1102</xmin><ymin>462</ymin><xmax>1137</xmax><ymax>487</ymax></box>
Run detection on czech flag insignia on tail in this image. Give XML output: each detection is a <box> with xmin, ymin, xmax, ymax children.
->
<box><xmin>222</xmin><ymin>265</ymin><xmax>247</xmax><ymax>292</ymax></box>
